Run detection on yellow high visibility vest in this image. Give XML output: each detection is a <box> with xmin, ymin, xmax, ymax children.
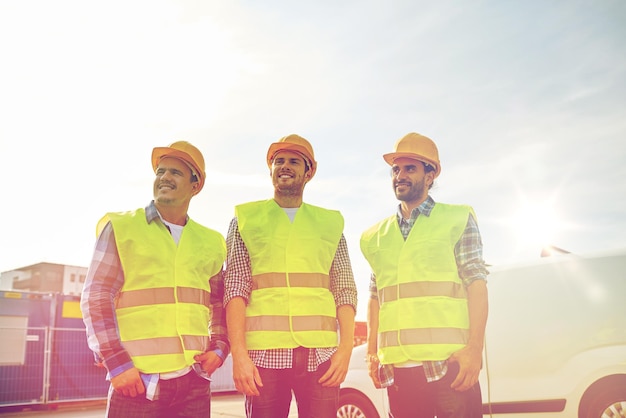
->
<box><xmin>236</xmin><ymin>199</ymin><xmax>343</xmax><ymax>349</ymax></box>
<box><xmin>360</xmin><ymin>203</ymin><xmax>473</xmax><ymax>364</ymax></box>
<box><xmin>105</xmin><ymin>209</ymin><xmax>226</xmax><ymax>374</ymax></box>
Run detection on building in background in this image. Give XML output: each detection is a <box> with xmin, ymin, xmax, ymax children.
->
<box><xmin>0</xmin><ymin>263</ymin><xmax>87</xmax><ymax>296</ymax></box>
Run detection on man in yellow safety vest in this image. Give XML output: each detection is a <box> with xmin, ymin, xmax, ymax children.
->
<box><xmin>224</xmin><ymin>134</ymin><xmax>358</xmax><ymax>418</ymax></box>
<box><xmin>361</xmin><ymin>132</ymin><xmax>489</xmax><ymax>418</ymax></box>
<box><xmin>81</xmin><ymin>141</ymin><xmax>228</xmax><ymax>418</ymax></box>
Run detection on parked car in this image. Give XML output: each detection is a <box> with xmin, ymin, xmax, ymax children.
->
<box><xmin>338</xmin><ymin>343</ymin><xmax>387</xmax><ymax>418</ymax></box>
<box><xmin>338</xmin><ymin>249</ymin><xmax>626</xmax><ymax>418</ymax></box>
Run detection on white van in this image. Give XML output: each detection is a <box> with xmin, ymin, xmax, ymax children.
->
<box><xmin>339</xmin><ymin>249</ymin><xmax>626</xmax><ymax>418</ymax></box>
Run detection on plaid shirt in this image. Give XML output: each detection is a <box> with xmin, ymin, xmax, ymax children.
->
<box><xmin>224</xmin><ymin>213</ymin><xmax>358</xmax><ymax>372</ymax></box>
<box><xmin>370</xmin><ymin>196</ymin><xmax>488</xmax><ymax>384</ymax></box>
<box><xmin>80</xmin><ymin>201</ymin><xmax>229</xmax><ymax>400</ymax></box>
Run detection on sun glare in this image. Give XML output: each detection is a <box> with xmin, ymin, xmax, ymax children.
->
<box><xmin>510</xmin><ymin>202</ymin><xmax>562</xmax><ymax>250</ymax></box>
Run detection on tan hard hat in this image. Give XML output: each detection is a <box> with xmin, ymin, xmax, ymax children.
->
<box><xmin>383</xmin><ymin>132</ymin><xmax>441</xmax><ymax>178</ymax></box>
<box><xmin>266</xmin><ymin>134</ymin><xmax>317</xmax><ymax>178</ymax></box>
<box><xmin>151</xmin><ymin>141</ymin><xmax>206</xmax><ymax>192</ymax></box>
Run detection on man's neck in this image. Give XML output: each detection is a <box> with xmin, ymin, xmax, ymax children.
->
<box><xmin>155</xmin><ymin>203</ymin><xmax>189</xmax><ymax>226</ymax></box>
<box><xmin>274</xmin><ymin>193</ymin><xmax>303</xmax><ymax>208</ymax></box>
<box><xmin>399</xmin><ymin>198</ymin><xmax>426</xmax><ymax>219</ymax></box>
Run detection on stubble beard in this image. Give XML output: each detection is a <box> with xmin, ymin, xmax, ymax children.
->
<box><xmin>275</xmin><ymin>182</ymin><xmax>303</xmax><ymax>197</ymax></box>
<box><xmin>273</xmin><ymin>174</ymin><xmax>305</xmax><ymax>197</ymax></box>
<box><xmin>155</xmin><ymin>195</ymin><xmax>175</xmax><ymax>205</ymax></box>
<box><xmin>154</xmin><ymin>185</ymin><xmax>179</xmax><ymax>207</ymax></box>
<box><xmin>395</xmin><ymin>179</ymin><xmax>426</xmax><ymax>203</ymax></box>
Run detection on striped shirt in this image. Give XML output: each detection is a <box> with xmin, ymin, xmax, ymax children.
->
<box><xmin>80</xmin><ymin>201</ymin><xmax>229</xmax><ymax>400</ymax></box>
<box><xmin>224</xmin><ymin>213</ymin><xmax>358</xmax><ymax>372</ymax></box>
<box><xmin>370</xmin><ymin>196</ymin><xmax>488</xmax><ymax>383</ymax></box>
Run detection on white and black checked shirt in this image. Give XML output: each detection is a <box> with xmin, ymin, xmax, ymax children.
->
<box><xmin>224</xmin><ymin>214</ymin><xmax>358</xmax><ymax>372</ymax></box>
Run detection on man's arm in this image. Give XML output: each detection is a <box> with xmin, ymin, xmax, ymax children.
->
<box><xmin>366</xmin><ymin>274</ymin><xmax>383</xmax><ymax>388</ymax></box>
<box><xmin>449</xmin><ymin>212</ymin><xmax>489</xmax><ymax>391</ymax></box>
<box><xmin>224</xmin><ymin>217</ymin><xmax>262</xmax><ymax>396</ymax></box>
<box><xmin>80</xmin><ymin>222</ymin><xmax>144</xmax><ymax>397</ymax></box>
<box><xmin>449</xmin><ymin>280</ymin><xmax>488</xmax><ymax>391</ymax></box>
<box><xmin>195</xmin><ymin>268</ymin><xmax>229</xmax><ymax>375</ymax></box>
<box><xmin>319</xmin><ymin>304</ymin><xmax>355</xmax><ymax>387</ymax></box>
<box><xmin>226</xmin><ymin>296</ymin><xmax>262</xmax><ymax>395</ymax></box>
<box><xmin>319</xmin><ymin>234</ymin><xmax>357</xmax><ymax>387</ymax></box>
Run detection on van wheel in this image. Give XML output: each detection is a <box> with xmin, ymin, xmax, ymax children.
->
<box><xmin>584</xmin><ymin>386</ymin><xmax>626</xmax><ymax>418</ymax></box>
<box><xmin>337</xmin><ymin>392</ymin><xmax>379</xmax><ymax>418</ymax></box>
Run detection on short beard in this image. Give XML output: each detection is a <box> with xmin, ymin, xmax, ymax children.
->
<box><xmin>275</xmin><ymin>183</ymin><xmax>302</xmax><ymax>196</ymax></box>
<box><xmin>155</xmin><ymin>196</ymin><xmax>176</xmax><ymax>205</ymax></box>
<box><xmin>395</xmin><ymin>179</ymin><xmax>426</xmax><ymax>203</ymax></box>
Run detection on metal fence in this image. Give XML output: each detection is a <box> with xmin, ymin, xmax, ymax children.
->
<box><xmin>0</xmin><ymin>324</ymin><xmax>236</xmax><ymax>408</ymax></box>
<box><xmin>0</xmin><ymin>290</ymin><xmax>236</xmax><ymax>409</ymax></box>
<box><xmin>0</xmin><ymin>326</ymin><xmax>109</xmax><ymax>407</ymax></box>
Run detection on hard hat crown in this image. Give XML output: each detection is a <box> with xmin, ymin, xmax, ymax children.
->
<box><xmin>151</xmin><ymin>141</ymin><xmax>206</xmax><ymax>192</ymax></box>
<box><xmin>383</xmin><ymin>132</ymin><xmax>441</xmax><ymax>177</ymax></box>
<box><xmin>266</xmin><ymin>134</ymin><xmax>317</xmax><ymax>178</ymax></box>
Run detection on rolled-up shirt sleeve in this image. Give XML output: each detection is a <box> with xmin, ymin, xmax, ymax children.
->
<box><xmin>330</xmin><ymin>234</ymin><xmax>358</xmax><ymax>311</ymax></box>
<box><xmin>224</xmin><ymin>217</ymin><xmax>253</xmax><ymax>306</ymax></box>
<box><xmin>80</xmin><ymin>222</ymin><xmax>134</xmax><ymax>378</ymax></box>
<box><xmin>455</xmin><ymin>213</ymin><xmax>489</xmax><ymax>287</ymax></box>
<box><xmin>208</xmin><ymin>269</ymin><xmax>229</xmax><ymax>360</ymax></box>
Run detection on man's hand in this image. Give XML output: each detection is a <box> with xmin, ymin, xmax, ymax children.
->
<box><xmin>366</xmin><ymin>353</ymin><xmax>383</xmax><ymax>389</ymax></box>
<box><xmin>448</xmin><ymin>345</ymin><xmax>483</xmax><ymax>391</ymax></box>
<box><xmin>319</xmin><ymin>345</ymin><xmax>352</xmax><ymax>387</ymax></box>
<box><xmin>111</xmin><ymin>367</ymin><xmax>145</xmax><ymax>397</ymax></box>
<box><xmin>194</xmin><ymin>351</ymin><xmax>223</xmax><ymax>376</ymax></box>
<box><xmin>232</xmin><ymin>352</ymin><xmax>263</xmax><ymax>396</ymax></box>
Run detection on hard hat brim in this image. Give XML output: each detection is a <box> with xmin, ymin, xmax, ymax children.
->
<box><xmin>383</xmin><ymin>152</ymin><xmax>441</xmax><ymax>178</ymax></box>
<box><xmin>266</xmin><ymin>142</ymin><xmax>317</xmax><ymax>177</ymax></box>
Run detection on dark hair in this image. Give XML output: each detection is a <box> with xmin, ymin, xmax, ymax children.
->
<box><xmin>390</xmin><ymin>161</ymin><xmax>434</xmax><ymax>175</ymax></box>
<box><xmin>423</xmin><ymin>162</ymin><xmax>435</xmax><ymax>174</ymax></box>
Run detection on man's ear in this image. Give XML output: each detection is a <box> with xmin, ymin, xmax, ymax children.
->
<box><xmin>426</xmin><ymin>171</ymin><xmax>435</xmax><ymax>187</ymax></box>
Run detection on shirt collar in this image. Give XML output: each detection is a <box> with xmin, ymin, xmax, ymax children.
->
<box><xmin>396</xmin><ymin>195</ymin><xmax>436</xmax><ymax>222</ymax></box>
<box><xmin>146</xmin><ymin>200</ymin><xmax>190</xmax><ymax>226</ymax></box>
<box><xmin>145</xmin><ymin>201</ymin><xmax>160</xmax><ymax>224</ymax></box>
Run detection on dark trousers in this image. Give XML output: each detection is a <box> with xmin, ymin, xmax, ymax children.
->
<box><xmin>106</xmin><ymin>370</ymin><xmax>211</xmax><ymax>418</ymax></box>
<box><xmin>387</xmin><ymin>362</ymin><xmax>482</xmax><ymax>418</ymax></box>
<box><xmin>245</xmin><ymin>347</ymin><xmax>339</xmax><ymax>418</ymax></box>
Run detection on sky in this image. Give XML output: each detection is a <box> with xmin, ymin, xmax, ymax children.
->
<box><xmin>1</xmin><ymin>0</ymin><xmax>625</xmax><ymax>319</ymax></box>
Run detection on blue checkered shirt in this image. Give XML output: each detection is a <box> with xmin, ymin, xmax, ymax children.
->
<box><xmin>370</xmin><ymin>196</ymin><xmax>487</xmax><ymax>384</ymax></box>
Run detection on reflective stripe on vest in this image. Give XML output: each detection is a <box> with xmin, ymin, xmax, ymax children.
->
<box><xmin>122</xmin><ymin>335</ymin><xmax>207</xmax><ymax>356</ymax></box>
<box><xmin>379</xmin><ymin>328</ymin><xmax>470</xmax><ymax>347</ymax></box>
<box><xmin>361</xmin><ymin>203</ymin><xmax>473</xmax><ymax>364</ymax></box>
<box><xmin>116</xmin><ymin>284</ymin><xmax>216</xmax><ymax>309</ymax></box>
<box><xmin>108</xmin><ymin>209</ymin><xmax>226</xmax><ymax>373</ymax></box>
<box><xmin>246</xmin><ymin>315</ymin><xmax>338</xmax><ymax>332</ymax></box>
<box><xmin>236</xmin><ymin>200</ymin><xmax>342</xmax><ymax>349</ymax></box>
<box><xmin>251</xmin><ymin>272</ymin><xmax>330</xmax><ymax>290</ymax></box>
<box><xmin>378</xmin><ymin>281</ymin><xmax>466</xmax><ymax>303</ymax></box>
